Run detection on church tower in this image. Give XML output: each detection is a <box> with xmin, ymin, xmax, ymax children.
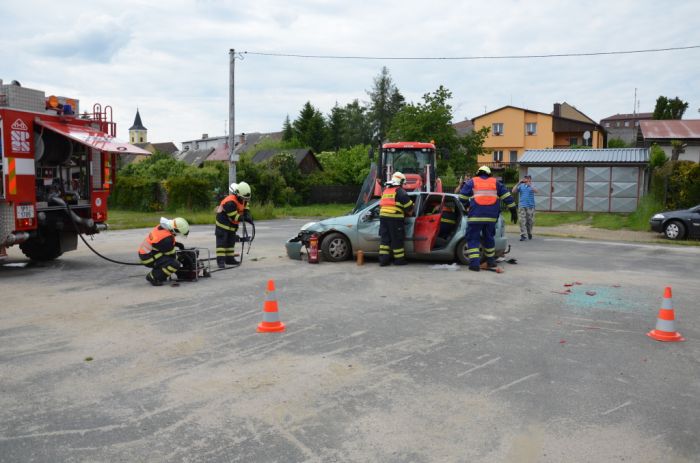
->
<box><xmin>129</xmin><ymin>109</ymin><xmax>147</xmax><ymax>144</ymax></box>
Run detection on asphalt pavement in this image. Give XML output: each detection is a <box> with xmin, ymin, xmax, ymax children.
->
<box><xmin>1</xmin><ymin>219</ymin><xmax>698</xmax><ymax>462</ymax></box>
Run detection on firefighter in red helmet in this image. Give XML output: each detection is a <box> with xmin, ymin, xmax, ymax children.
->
<box><xmin>138</xmin><ymin>217</ymin><xmax>189</xmax><ymax>286</ymax></box>
<box><xmin>378</xmin><ymin>172</ymin><xmax>414</xmax><ymax>266</ymax></box>
<box><xmin>215</xmin><ymin>181</ymin><xmax>253</xmax><ymax>268</ymax></box>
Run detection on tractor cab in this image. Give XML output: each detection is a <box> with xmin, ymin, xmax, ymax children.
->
<box><xmin>379</xmin><ymin>142</ymin><xmax>441</xmax><ymax>194</ymax></box>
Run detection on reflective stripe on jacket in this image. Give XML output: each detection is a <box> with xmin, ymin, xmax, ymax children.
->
<box><xmin>139</xmin><ymin>226</ymin><xmax>175</xmax><ymax>263</ymax></box>
<box><xmin>472</xmin><ymin>177</ymin><xmax>497</xmax><ymax>205</ymax></box>
<box><xmin>379</xmin><ymin>186</ymin><xmax>413</xmax><ymax>218</ymax></box>
<box><xmin>216</xmin><ymin>194</ymin><xmax>247</xmax><ymax>230</ymax></box>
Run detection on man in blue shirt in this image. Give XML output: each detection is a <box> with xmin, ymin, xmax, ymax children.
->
<box><xmin>512</xmin><ymin>175</ymin><xmax>539</xmax><ymax>241</ymax></box>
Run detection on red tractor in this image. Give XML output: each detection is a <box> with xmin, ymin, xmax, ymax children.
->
<box><xmin>0</xmin><ymin>80</ymin><xmax>149</xmax><ymax>260</ymax></box>
<box><xmin>354</xmin><ymin>141</ymin><xmax>442</xmax><ymax>212</ymax></box>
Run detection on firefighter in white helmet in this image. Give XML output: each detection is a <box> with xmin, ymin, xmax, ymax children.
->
<box><xmin>215</xmin><ymin>181</ymin><xmax>253</xmax><ymax>268</ymax></box>
<box><xmin>457</xmin><ymin>165</ymin><xmax>517</xmax><ymax>271</ymax></box>
<box><xmin>378</xmin><ymin>172</ymin><xmax>414</xmax><ymax>266</ymax></box>
<box><xmin>138</xmin><ymin>217</ymin><xmax>190</xmax><ymax>286</ymax></box>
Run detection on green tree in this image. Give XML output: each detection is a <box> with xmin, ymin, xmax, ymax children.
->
<box><xmin>653</xmin><ymin>96</ymin><xmax>689</xmax><ymax>120</ymax></box>
<box><xmin>340</xmin><ymin>99</ymin><xmax>372</xmax><ymax>147</ymax></box>
<box><xmin>281</xmin><ymin>114</ymin><xmax>294</xmax><ymax>142</ymax></box>
<box><xmin>607</xmin><ymin>137</ymin><xmax>628</xmax><ymax>148</ymax></box>
<box><xmin>312</xmin><ymin>145</ymin><xmax>372</xmax><ymax>185</ymax></box>
<box><xmin>293</xmin><ymin>101</ymin><xmax>327</xmax><ymax>152</ymax></box>
<box><xmin>670</xmin><ymin>140</ymin><xmax>687</xmax><ymax>162</ymax></box>
<box><xmin>326</xmin><ymin>103</ymin><xmax>344</xmax><ymax>151</ymax></box>
<box><xmin>367</xmin><ymin>66</ymin><xmax>405</xmax><ymax>145</ymax></box>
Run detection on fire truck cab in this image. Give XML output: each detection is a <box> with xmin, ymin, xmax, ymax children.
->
<box><xmin>0</xmin><ymin>79</ymin><xmax>149</xmax><ymax>261</ymax></box>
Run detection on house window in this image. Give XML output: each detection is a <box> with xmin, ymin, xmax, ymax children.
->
<box><xmin>525</xmin><ymin>123</ymin><xmax>537</xmax><ymax>135</ymax></box>
<box><xmin>635</xmin><ymin>121</ymin><xmax>639</xmax><ymax>126</ymax></box>
<box><xmin>509</xmin><ymin>150</ymin><xmax>518</xmax><ymax>162</ymax></box>
<box><xmin>493</xmin><ymin>150</ymin><xmax>504</xmax><ymax>162</ymax></box>
<box><xmin>605</xmin><ymin>122</ymin><xmax>610</xmax><ymax>127</ymax></box>
<box><xmin>492</xmin><ymin>123</ymin><xmax>504</xmax><ymax>136</ymax></box>
<box><xmin>616</xmin><ymin>122</ymin><xmax>620</xmax><ymax>127</ymax></box>
<box><xmin>569</xmin><ymin>137</ymin><xmax>578</xmax><ymax>146</ymax></box>
<box><xmin>139</xmin><ymin>137</ymin><xmax>144</xmax><ymax>142</ymax></box>
<box><xmin>624</xmin><ymin>121</ymin><xmax>630</xmax><ymax>127</ymax></box>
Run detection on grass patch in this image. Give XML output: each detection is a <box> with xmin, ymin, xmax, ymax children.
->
<box><xmin>534</xmin><ymin>212</ymin><xmax>591</xmax><ymax>227</ymax></box>
<box><xmin>108</xmin><ymin>203</ymin><xmax>355</xmax><ymax>230</ymax></box>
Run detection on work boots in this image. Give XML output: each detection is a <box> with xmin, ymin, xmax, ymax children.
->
<box><xmin>146</xmin><ymin>273</ymin><xmax>163</xmax><ymax>286</ymax></box>
<box><xmin>225</xmin><ymin>256</ymin><xmax>240</xmax><ymax>265</ymax></box>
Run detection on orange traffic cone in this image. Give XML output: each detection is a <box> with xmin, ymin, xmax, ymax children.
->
<box><xmin>647</xmin><ymin>287</ymin><xmax>684</xmax><ymax>342</ymax></box>
<box><xmin>257</xmin><ymin>279</ymin><xmax>286</xmax><ymax>333</ymax></box>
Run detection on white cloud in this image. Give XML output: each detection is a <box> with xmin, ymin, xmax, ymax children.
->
<box><xmin>1</xmin><ymin>0</ymin><xmax>699</xmax><ymax>147</ymax></box>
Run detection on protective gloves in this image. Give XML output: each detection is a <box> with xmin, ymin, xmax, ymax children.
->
<box><xmin>242</xmin><ymin>210</ymin><xmax>254</xmax><ymax>225</ymax></box>
<box><xmin>510</xmin><ymin>208</ymin><xmax>518</xmax><ymax>224</ymax></box>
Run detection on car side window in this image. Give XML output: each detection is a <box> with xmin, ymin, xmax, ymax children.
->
<box><xmin>420</xmin><ymin>194</ymin><xmax>444</xmax><ymax>216</ymax></box>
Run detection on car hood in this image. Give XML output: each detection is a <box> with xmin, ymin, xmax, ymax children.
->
<box><xmin>301</xmin><ymin>214</ymin><xmax>357</xmax><ymax>233</ymax></box>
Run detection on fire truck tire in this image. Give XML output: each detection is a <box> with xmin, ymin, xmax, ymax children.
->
<box><xmin>19</xmin><ymin>230</ymin><xmax>63</xmax><ymax>261</ymax></box>
<box><xmin>321</xmin><ymin>232</ymin><xmax>351</xmax><ymax>262</ymax></box>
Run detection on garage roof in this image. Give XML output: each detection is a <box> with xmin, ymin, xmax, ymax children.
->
<box><xmin>639</xmin><ymin>120</ymin><xmax>700</xmax><ymax>140</ymax></box>
<box><xmin>519</xmin><ymin>148</ymin><xmax>648</xmax><ymax>165</ymax></box>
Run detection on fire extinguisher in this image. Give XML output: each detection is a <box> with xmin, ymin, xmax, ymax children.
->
<box><xmin>308</xmin><ymin>234</ymin><xmax>319</xmax><ymax>264</ymax></box>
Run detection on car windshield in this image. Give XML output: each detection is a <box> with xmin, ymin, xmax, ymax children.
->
<box><xmin>385</xmin><ymin>149</ymin><xmax>433</xmax><ymax>174</ymax></box>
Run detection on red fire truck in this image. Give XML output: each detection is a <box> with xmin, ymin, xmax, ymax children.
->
<box><xmin>0</xmin><ymin>80</ymin><xmax>149</xmax><ymax>260</ymax></box>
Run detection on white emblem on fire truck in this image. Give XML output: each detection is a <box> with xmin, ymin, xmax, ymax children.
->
<box><xmin>10</xmin><ymin>118</ymin><xmax>30</xmax><ymax>153</ymax></box>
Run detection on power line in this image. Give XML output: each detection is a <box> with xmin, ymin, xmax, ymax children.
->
<box><xmin>244</xmin><ymin>45</ymin><xmax>700</xmax><ymax>61</ymax></box>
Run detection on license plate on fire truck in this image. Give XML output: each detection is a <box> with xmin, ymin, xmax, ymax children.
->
<box><xmin>16</xmin><ymin>204</ymin><xmax>35</xmax><ymax>219</ymax></box>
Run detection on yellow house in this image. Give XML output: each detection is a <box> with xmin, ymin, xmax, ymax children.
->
<box><xmin>472</xmin><ymin>103</ymin><xmax>605</xmax><ymax>168</ymax></box>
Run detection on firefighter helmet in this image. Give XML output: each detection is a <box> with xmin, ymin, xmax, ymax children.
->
<box><xmin>477</xmin><ymin>165</ymin><xmax>492</xmax><ymax>176</ymax></box>
<box><xmin>171</xmin><ymin>217</ymin><xmax>190</xmax><ymax>237</ymax></box>
<box><xmin>391</xmin><ymin>172</ymin><xmax>406</xmax><ymax>186</ymax></box>
<box><xmin>229</xmin><ymin>182</ymin><xmax>238</xmax><ymax>194</ymax></box>
<box><xmin>237</xmin><ymin>181</ymin><xmax>251</xmax><ymax>201</ymax></box>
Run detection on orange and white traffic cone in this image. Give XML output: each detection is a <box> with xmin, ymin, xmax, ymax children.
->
<box><xmin>257</xmin><ymin>279</ymin><xmax>286</xmax><ymax>333</ymax></box>
<box><xmin>647</xmin><ymin>287</ymin><xmax>684</xmax><ymax>342</ymax></box>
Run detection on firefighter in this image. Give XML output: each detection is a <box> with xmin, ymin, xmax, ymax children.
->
<box><xmin>138</xmin><ymin>217</ymin><xmax>190</xmax><ymax>286</ymax></box>
<box><xmin>458</xmin><ymin>166</ymin><xmax>517</xmax><ymax>271</ymax></box>
<box><xmin>215</xmin><ymin>181</ymin><xmax>253</xmax><ymax>268</ymax></box>
<box><xmin>379</xmin><ymin>172</ymin><xmax>414</xmax><ymax>266</ymax></box>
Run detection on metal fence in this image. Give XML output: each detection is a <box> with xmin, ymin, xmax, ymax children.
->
<box><xmin>309</xmin><ymin>185</ymin><xmax>362</xmax><ymax>203</ymax></box>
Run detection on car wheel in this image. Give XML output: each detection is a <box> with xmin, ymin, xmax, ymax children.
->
<box><xmin>455</xmin><ymin>238</ymin><xmax>471</xmax><ymax>265</ymax></box>
<box><xmin>664</xmin><ymin>220</ymin><xmax>686</xmax><ymax>240</ymax></box>
<box><xmin>321</xmin><ymin>232</ymin><xmax>351</xmax><ymax>262</ymax></box>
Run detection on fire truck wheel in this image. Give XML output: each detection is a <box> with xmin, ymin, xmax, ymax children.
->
<box><xmin>321</xmin><ymin>232</ymin><xmax>351</xmax><ymax>262</ymax></box>
<box><xmin>19</xmin><ymin>230</ymin><xmax>63</xmax><ymax>261</ymax></box>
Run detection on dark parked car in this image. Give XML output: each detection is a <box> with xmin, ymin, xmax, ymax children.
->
<box><xmin>649</xmin><ymin>204</ymin><xmax>700</xmax><ymax>240</ymax></box>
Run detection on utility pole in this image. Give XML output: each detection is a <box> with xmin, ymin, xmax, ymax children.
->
<box><xmin>228</xmin><ymin>49</ymin><xmax>237</xmax><ymax>185</ymax></box>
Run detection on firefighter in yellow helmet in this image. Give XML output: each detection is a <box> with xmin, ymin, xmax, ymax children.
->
<box><xmin>215</xmin><ymin>181</ymin><xmax>253</xmax><ymax>268</ymax></box>
<box><xmin>378</xmin><ymin>172</ymin><xmax>414</xmax><ymax>266</ymax></box>
<box><xmin>457</xmin><ymin>166</ymin><xmax>517</xmax><ymax>271</ymax></box>
<box><xmin>138</xmin><ymin>217</ymin><xmax>190</xmax><ymax>286</ymax></box>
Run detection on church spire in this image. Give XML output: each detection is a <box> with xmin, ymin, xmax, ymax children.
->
<box><xmin>129</xmin><ymin>108</ymin><xmax>147</xmax><ymax>131</ymax></box>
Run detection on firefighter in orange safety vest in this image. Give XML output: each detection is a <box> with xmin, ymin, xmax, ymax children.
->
<box><xmin>378</xmin><ymin>172</ymin><xmax>414</xmax><ymax>266</ymax></box>
<box><xmin>215</xmin><ymin>181</ymin><xmax>253</xmax><ymax>269</ymax></box>
<box><xmin>138</xmin><ymin>217</ymin><xmax>190</xmax><ymax>286</ymax></box>
<box><xmin>458</xmin><ymin>166</ymin><xmax>517</xmax><ymax>271</ymax></box>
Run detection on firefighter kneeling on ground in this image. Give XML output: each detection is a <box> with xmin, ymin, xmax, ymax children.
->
<box><xmin>458</xmin><ymin>166</ymin><xmax>517</xmax><ymax>271</ymax></box>
<box><xmin>138</xmin><ymin>217</ymin><xmax>190</xmax><ymax>286</ymax></box>
<box><xmin>379</xmin><ymin>171</ymin><xmax>414</xmax><ymax>266</ymax></box>
<box><xmin>215</xmin><ymin>181</ymin><xmax>253</xmax><ymax>269</ymax></box>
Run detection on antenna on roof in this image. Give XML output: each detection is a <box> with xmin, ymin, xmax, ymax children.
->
<box><xmin>633</xmin><ymin>88</ymin><xmax>637</xmax><ymax>116</ymax></box>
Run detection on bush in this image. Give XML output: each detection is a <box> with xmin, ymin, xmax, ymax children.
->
<box><xmin>502</xmin><ymin>166</ymin><xmax>519</xmax><ymax>184</ymax></box>
<box><xmin>110</xmin><ymin>177</ymin><xmax>161</xmax><ymax>211</ymax></box>
<box><xmin>653</xmin><ymin>160</ymin><xmax>700</xmax><ymax>210</ymax></box>
<box><xmin>166</xmin><ymin>176</ymin><xmax>212</xmax><ymax>211</ymax></box>
<box><xmin>649</xmin><ymin>144</ymin><xmax>668</xmax><ymax>169</ymax></box>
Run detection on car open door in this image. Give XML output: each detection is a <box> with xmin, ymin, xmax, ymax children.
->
<box><xmin>353</xmin><ymin>163</ymin><xmax>379</xmax><ymax>213</ymax></box>
<box><xmin>412</xmin><ymin>194</ymin><xmax>442</xmax><ymax>254</ymax></box>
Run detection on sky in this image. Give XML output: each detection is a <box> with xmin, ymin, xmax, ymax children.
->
<box><xmin>2</xmin><ymin>0</ymin><xmax>699</xmax><ymax>148</ymax></box>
